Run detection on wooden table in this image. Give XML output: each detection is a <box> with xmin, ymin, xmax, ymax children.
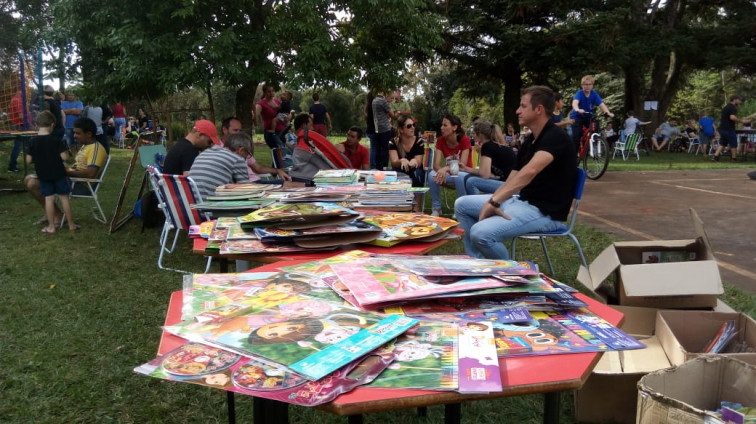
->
<box><xmin>193</xmin><ymin>229</ymin><xmax>461</xmax><ymax>272</ymax></box>
<box><xmin>157</xmin><ymin>260</ymin><xmax>623</xmax><ymax>424</ymax></box>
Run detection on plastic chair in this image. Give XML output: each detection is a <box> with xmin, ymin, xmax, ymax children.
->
<box><xmin>146</xmin><ymin>166</ymin><xmax>212</xmax><ymax>274</ymax></box>
<box><xmin>510</xmin><ymin>167</ymin><xmax>588</xmax><ymax>276</ymax></box>
<box><xmin>612</xmin><ymin>133</ymin><xmax>641</xmax><ymax>161</ymax></box>
<box><xmin>60</xmin><ymin>156</ymin><xmax>111</xmax><ymax>227</ymax></box>
<box><xmin>685</xmin><ymin>135</ymin><xmax>702</xmax><ymax>154</ymax></box>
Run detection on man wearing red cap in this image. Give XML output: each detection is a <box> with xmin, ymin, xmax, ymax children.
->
<box><xmin>162</xmin><ymin>119</ymin><xmax>218</xmax><ymax>175</ymax></box>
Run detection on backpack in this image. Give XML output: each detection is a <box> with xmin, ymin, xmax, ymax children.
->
<box><xmin>140</xmin><ymin>190</ymin><xmax>165</xmax><ymax>231</ymax></box>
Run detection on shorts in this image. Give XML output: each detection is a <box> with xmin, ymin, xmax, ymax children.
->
<box><xmin>718</xmin><ymin>129</ymin><xmax>737</xmax><ymax>148</ymax></box>
<box><xmin>654</xmin><ymin>134</ymin><xmax>667</xmax><ymax>142</ymax></box>
<box><xmin>39</xmin><ymin>178</ymin><xmax>71</xmax><ymax>197</ymax></box>
<box><xmin>699</xmin><ymin>134</ymin><xmax>712</xmax><ymax>145</ymax></box>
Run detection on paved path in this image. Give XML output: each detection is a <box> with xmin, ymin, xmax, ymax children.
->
<box><xmin>579</xmin><ymin>168</ymin><xmax>756</xmax><ymax>293</ymax></box>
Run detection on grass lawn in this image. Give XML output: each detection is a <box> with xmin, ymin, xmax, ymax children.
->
<box><xmin>0</xmin><ymin>139</ymin><xmax>753</xmax><ymax>423</ymax></box>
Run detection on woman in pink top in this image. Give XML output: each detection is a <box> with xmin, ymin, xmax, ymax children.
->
<box><xmin>255</xmin><ymin>84</ymin><xmax>285</xmax><ymax>150</ymax></box>
<box><xmin>113</xmin><ymin>101</ymin><xmax>126</xmax><ymax>145</ymax></box>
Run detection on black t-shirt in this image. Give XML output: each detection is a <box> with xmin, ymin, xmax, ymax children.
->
<box><xmin>719</xmin><ymin>103</ymin><xmax>737</xmax><ymax>131</ymax></box>
<box><xmin>28</xmin><ymin>134</ymin><xmax>68</xmax><ymax>181</ymax></box>
<box><xmin>516</xmin><ymin>121</ymin><xmax>576</xmax><ymax>221</ymax></box>
<box><xmin>480</xmin><ymin>141</ymin><xmax>515</xmax><ymax>181</ymax></box>
<box><xmin>138</xmin><ymin>114</ymin><xmax>151</xmax><ymax>130</ymax></box>
<box><xmin>309</xmin><ymin>103</ymin><xmax>328</xmax><ymax>125</ymax></box>
<box><xmin>162</xmin><ymin>138</ymin><xmax>199</xmax><ymax>175</ymax></box>
<box><xmin>43</xmin><ymin>98</ymin><xmax>64</xmax><ymax>131</ymax></box>
<box><xmin>389</xmin><ymin>137</ymin><xmax>425</xmax><ymax>187</ymax></box>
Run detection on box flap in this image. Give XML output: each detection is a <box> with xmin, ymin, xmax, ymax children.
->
<box><xmin>689</xmin><ymin>208</ymin><xmax>715</xmax><ymax>261</ymax></box>
<box><xmin>620</xmin><ymin>336</ymin><xmax>670</xmax><ymax>373</ymax></box>
<box><xmin>581</xmin><ymin>245</ymin><xmax>622</xmax><ymax>291</ymax></box>
<box><xmin>620</xmin><ymin>261</ymin><xmax>723</xmax><ymax>297</ymax></box>
<box><xmin>613</xmin><ymin>306</ymin><xmax>659</xmax><ymax>336</ymax></box>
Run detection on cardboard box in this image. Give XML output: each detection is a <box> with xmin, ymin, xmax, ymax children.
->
<box><xmin>655</xmin><ymin>309</ymin><xmax>756</xmax><ymax>366</ymax></box>
<box><xmin>575</xmin><ymin>306</ymin><xmax>672</xmax><ymax>424</ymax></box>
<box><xmin>577</xmin><ymin>209</ymin><xmax>723</xmax><ymax>309</ymax></box>
<box><xmin>637</xmin><ymin>356</ymin><xmax>756</xmax><ymax>423</ymax></box>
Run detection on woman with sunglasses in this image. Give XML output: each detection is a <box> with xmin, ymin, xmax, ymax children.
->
<box><xmin>427</xmin><ymin>114</ymin><xmax>472</xmax><ymax>216</ymax></box>
<box><xmin>461</xmin><ymin>120</ymin><xmax>515</xmax><ymax>195</ymax></box>
<box><xmin>389</xmin><ymin>115</ymin><xmax>426</xmax><ymax>212</ymax></box>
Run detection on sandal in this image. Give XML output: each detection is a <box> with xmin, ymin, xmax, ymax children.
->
<box><xmin>41</xmin><ymin>227</ymin><xmax>56</xmax><ymax>235</ymax></box>
<box><xmin>69</xmin><ymin>224</ymin><xmax>82</xmax><ymax>232</ymax></box>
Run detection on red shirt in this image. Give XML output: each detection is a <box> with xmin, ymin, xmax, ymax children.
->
<box><xmin>10</xmin><ymin>94</ymin><xmax>24</xmax><ymax>126</ymax></box>
<box><xmin>113</xmin><ymin>103</ymin><xmax>125</xmax><ymax>118</ymax></box>
<box><xmin>435</xmin><ymin>134</ymin><xmax>473</xmax><ymax>167</ymax></box>
<box><xmin>340</xmin><ymin>142</ymin><xmax>369</xmax><ymax>169</ymax></box>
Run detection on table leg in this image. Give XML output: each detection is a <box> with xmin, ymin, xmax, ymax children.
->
<box><xmin>444</xmin><ymin>403</ymin><xmax>461</xmax><ymax>424</ymax></box>
<box><xmin>253</xmin><ymin>397</ymin><xmax>289</xmax><ymax>423</ymax></box>
<box><xmin>417</xmin><ymin>406</ymin><xmax>428</xmax><ymax>417</ymax></box>
<box><xmin>226</xmin><ymin>391</ymin><xmax>236</xmax><ymax>424</ymax></box>
<box><xmin>348</xmin><ymin>415</ymin><xmax>364</xmax><ymax>424</ymax></box>
<box><xmin>220</xmin><ymin>258</ymin><xmax>229</xmax><ymax>273</ymax></box>
<box><xmin>543</xmin><ymin>391</ymin><xmax>560</xmax><ymax>424</ymax></box>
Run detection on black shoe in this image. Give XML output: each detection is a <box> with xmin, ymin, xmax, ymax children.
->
<box><xmin>711</xmin><ymin>155</ymin><xmax>720</xmax><ymax>162</ymax></box>
<box><xmin>7</xmin><ymin>168</ymin><xmax>20</xmax><ymax>173</ymax></box>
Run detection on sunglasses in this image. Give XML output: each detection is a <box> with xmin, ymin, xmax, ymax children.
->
<box><xmin>405</xmin><ymin>123</ymin><xmax>415</xmax><ymax>129</ymax></box>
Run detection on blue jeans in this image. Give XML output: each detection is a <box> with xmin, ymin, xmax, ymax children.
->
<box><xmin>114</xmin><ymin>118</ymin><xmax>126</xmax><ymax>142</ymax></box>
<box><xmin>8</xmin><ymin>125</ymin><xmax>23</xmax><ymax>171</ymax></box>
<box><xmin>464</xmin><ymin>175</ymin><xmax>504</xmax><ymax>195</ymax></box>
<box><xmin>264</xmin><ymin>131</ymin><xmax>283</xmax><ymax>150</ymax></box>
<box><xmin>454</xmin><ymin>195</ymin><xmax>565</xmax><ymax>259</ymax></box>
<box><xmin>64</xmin><ymin>128</ymin><xmax>76</xmax><ymax>148</ymax></box>
<box><xmin>428</xmin><ymin>170</ymin><xmax>468</xmax><ymax>210</ymax></box>
<box><xmin>367</xmin><ymin>133</ymin><xmax>377</xmax><ymax>170</ymax></box>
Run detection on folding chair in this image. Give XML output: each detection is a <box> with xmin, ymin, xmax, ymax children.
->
<box><xmin>686</xmin><ymin>135</ymin><xmax>702</xmax><ymax>155</ymax></box>
<box><xmin>510</xmin><ymin>167</ymin><xmax>588</xmax><ymax>276</ymax></box>
<box><xmin>612</xmin><ymin>133</ymin><xmax>641</xmax><ymax>161</ymax></box>
<box><xmin>146</xmin><ymin>166</ymin><xmax>212</xmax><ymax>274</ymax></box>
<box><xmin>60</xmin><ymin>156</ymin><xmax>111</xmax><ymax>227</ymax></box>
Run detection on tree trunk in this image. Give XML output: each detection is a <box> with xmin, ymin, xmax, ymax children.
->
<box><xmin>235</xmin><ymin>82</ymin><xmax>259</xmax><ymax>134</ymax></box>
<box><xmin>502</xmin><ymin>67</ymin><xmax>523</xmax><ymax>128</ymax></box>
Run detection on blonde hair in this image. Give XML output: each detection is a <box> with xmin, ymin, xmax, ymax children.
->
<box><xmin>472</xmin><ymin>120</ymin><xmax>506</xmax><ymax>145</ymax></box>
<box><xmin>36</xmin><ymin>110</ymin><xmax>57</xmax><ymax>128</ymax></box>
<box><xmin>581</xmin><ymin>75</ymin><xmax>595</xmax><ymax>85</ymax></box>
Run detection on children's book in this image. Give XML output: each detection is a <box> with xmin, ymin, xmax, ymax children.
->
<box><xmin>641</xmin><ymin>250</ymin><xmax>697</xmax><ymax>263</ymax></box>
<box><xmin>360</xmin><ymin>213</ymin><xmax>458</xmax><ymax>247</ymax></box>
<box><xmin>290</xmin><ymin>314</ymin><xmax>418</xmax><ymax>380</ymax></box>
<box><xmin>278</xmin><ymin>192</ymin><xmax>351</xmax><ymax>203</ymax></box>
<box><xmin>564</xmin><ymin>309</ymin><xmax>646</xmax><ymax>350</ymax></box>
<box><xmin>367</xmin><ymin>321</ymin><xmax>459</xmax><ymax>390</ymax></box>
<box><xmin>214</xmin><ymin>216</ymin><xmax>241</xmax><ymax>229</ymax></box>
<box><xmin>253</xmin><ymin>221</ymin><xmax>382</xmax><ymax>244</ymax></box>
<box><xmin>134</xmin><ymin>342</ymin><xmax>394</xmax><ymax>406</ymax></box>
<box><xmin>219</xmin><ymin>240</ymin><xmax>325</xmax><ymax>255</ymax></box>
<box><xmin>394</xmin><ymin>256</ymin><xmax>539</xmax><ymax>278</ymax></box>
<box><xmin>225</xmin><ymin>224</ymin><xmax>258</xmax><ymax>241</ymax></box>
<box><xmin>702</xmin><ymin>320</ymin><xmax>737</xmax><ymax>353</ymax></box>
<box><xmin>457</xmin><ymin>322</ymin><xmax>502</xmax><ymax>393</ymax></box>
<box><xmin>239</xmin><ymin>202</ymin><xmax>360</xmax><ymax>229</ymax></box>
<box><xmin>216</xmin><ymin>183</ymin><xmax>278</xmax><ymax>193</ymax></box>
<box><xmin>192</xmin><ymin>199</ymin><xmax>275</xmax><ymax>210</ymax></box>
<box><xmin>403</xmin><ymin>308</ymin><xmax>533</xmax><ymax>328</ymax></box>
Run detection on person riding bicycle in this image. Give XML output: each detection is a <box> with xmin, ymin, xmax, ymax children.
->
<box><xmin>570</xmin><ymin>75</ymin><xmax>614</xmax><ymax>152</ymax></box>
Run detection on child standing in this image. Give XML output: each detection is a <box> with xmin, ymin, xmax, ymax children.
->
<box><xmin>26</xmin><ymin>110</ymin><xmax>77</xmax><ymax>234</ymax></box>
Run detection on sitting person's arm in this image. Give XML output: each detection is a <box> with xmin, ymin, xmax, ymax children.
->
<box><xmin>479</xmin><ymin>150</ymin><xmax>553</xmax><ymax>221</ymax></box>
<box><xmin>250</xmin><ymin>160</ymin><xmax>292</xmax><ymax>181</ymax></box>
<box><xmin>67</xmin><ymin>164</ymin><xmax>99</xmax><ymax>179</ymax></box>
<box><xmin>462</xmin><ymin>155</ymin><xmax>493</xmax><ymax>179</ymax></box>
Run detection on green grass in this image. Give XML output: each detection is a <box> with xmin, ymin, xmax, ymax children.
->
<box><xmin>0</xmin><ymin>141</ymin><xmax>753</xmax><ymax>423</ymax></box>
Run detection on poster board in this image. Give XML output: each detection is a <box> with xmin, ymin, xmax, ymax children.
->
<box><xmin>108</xmin><ymin>143</ymin><xmax>166</xmax><ymax>233</ymax></box>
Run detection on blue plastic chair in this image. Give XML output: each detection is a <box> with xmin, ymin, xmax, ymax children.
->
<box><xmin>510</xmin><ymin>167</ymin><xmax>588</xmax><ymax>276</ymax></box>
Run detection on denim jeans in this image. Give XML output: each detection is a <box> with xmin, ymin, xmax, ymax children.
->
<box><xmin>454</xmin><ymin>195</ymin><xmax>565</xmax><ymax>259</ymax></box>
<box><xmin>114</xmin><ymin>117</ymin><xmax>126</xmax><ymax>142</ymax></box>
<box><xmin>264</xmin><ymin>131</ymin><xmax>283</xmax><ymax>150</ymax></box>
<box><xmin>64</xmin><ymin>128</ymin><xmax>76</xmax><ymax>148</ymax></box>
<box><xmin>428</xmin><ymin>170</ymin><xmax>468</xmax><ymax>210</ymax></box>
<box><xmin>8</xmin><ymin>125</ymin><xmax>23</xmax><ymax>171</ymax></box>
<box><xmin>464</xmin><ymin>175</ymin><xmax>504</xmax><ymax>195</ymax></box>
<box><xmin>367</xmin><ymin>133</ymin><xmax>377</xmax><ymax>170</ymax></box>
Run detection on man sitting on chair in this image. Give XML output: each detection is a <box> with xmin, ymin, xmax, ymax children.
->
<box><xmin>162</xmin><ymin>119</ymin><xmax>218</xmax><ymax>176</ymax></box>
<box><xmin>25</xmin><ymin>117</ymin><xmax>108</xmax><ymax>226</ymax></box>
<box><xmin>189</xmin><ymin>132</ymin><xmax>254</xmax><ymax>200</ymax></box>
<box><xmin>454</xmin><ymin>86</ymin><xmax>576</xmax><ymax>260</ymax></box>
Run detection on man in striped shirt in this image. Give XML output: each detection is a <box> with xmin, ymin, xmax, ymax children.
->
<box><xmin>189</xmin><ymin>132</ymin><xmax>252</xmax><ymax>199</ymax></box>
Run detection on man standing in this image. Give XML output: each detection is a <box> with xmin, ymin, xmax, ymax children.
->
<box><xmin>336</xmin><ymin>126</ymin><xmax>369</xmax><ymax>170</ymax></box>
<box><xmin>24</xmin><ymin>117</ymin><xmax>108</xmax><ymax>226</ymax></box>
<box><xmin>189</xmin><ymin>132</ymin><xmax>252</xmax><ymax>199</ymax></box>
<box><xmin>163</xmin><ymin>119</ymin><xmax>219</xmax><ymax>176</ymax></box>
<box><xmin>390</xmin><ymin>88</ymin><xmax>412</xmax><ymax>125</ymax></box>
<box><xmin>61</xmin><ymin>92</ymin><xmax>83</xmax><ymax>150</ymax></box>
<box><xmin>454</xmin><ymin>86</ymin><xmax>576</xmax><ymax>259</ymax></box>
<box><xmin>371</xmin><ymin>91</ymin><xmax>396</xmax><ymax>170</ymax></box>
<box><xmin>712</xmin><ymin>95</ymin><xmax>746</xmax><ymax>162</ymax></box>
<box><xmin>221</xmin><ymin>116</ymin><xmax>291</xmax><ymax>183</ymax></box>
<box><xmin>309</xmin><ymin>92</ymin><xmax>332</xmax><ymax>136</ymax></box>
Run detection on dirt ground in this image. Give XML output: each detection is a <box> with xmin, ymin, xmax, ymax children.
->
<box><xmin>578</xmin><ymin>168</ymin><xmax>756</xmax><ymax>294</ymax></box>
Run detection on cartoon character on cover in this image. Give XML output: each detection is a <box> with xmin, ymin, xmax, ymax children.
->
<box><xmin>393</xmin><ymin>340</ymin><xmax>445</xmax><ymax>362</ymax></box>
<box><xmin>496</xmin><ymin>319</ymin><xmax>570</xmax><ymax>352</ymax></box>
<box><xmin>247</xmin><ymin>313</ymin><xmax>370</xmax><ymax>347</ymax></box>
<box><xmin>203</xmin><ymin>373</ymin><xmax>232</xmax><ymax>387</ymax></box>
<box><xmin>211</xmin><ymin>299</ymin><xmax>336</xmax><ymax>337</ymax></box>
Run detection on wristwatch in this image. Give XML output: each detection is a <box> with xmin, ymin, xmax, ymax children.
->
<box><xmin>488</xmin><ymin>198</ymin><xmax>501</xmax><ymax>208</ymax></box>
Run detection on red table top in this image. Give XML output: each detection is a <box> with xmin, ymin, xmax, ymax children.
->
<box><xmin>158</xmin><ymin>260</ymin><xmax>623</xmax><ymax>415</ymax></box>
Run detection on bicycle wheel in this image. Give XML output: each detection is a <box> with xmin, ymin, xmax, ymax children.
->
<box><xmin>583</xmin><ymin>133</ymin><xmax>610</xmax><ymax>180</ymax></box>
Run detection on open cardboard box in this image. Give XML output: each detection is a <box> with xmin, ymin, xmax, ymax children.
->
<box><xmin>655</xmin><ymin>309</ymin><xmax>756</xmax><ymax>366</ymax></box>
<box><xmin>577</xmin><ymin>209</ymin><xmax>723</xmax><ymax>309</ymax></box>
<box><xmin>575</xmin><ymin>306</ymin><xmax>672</xmax><ymax>424</ymax></box>
<box><xmin>637</xmin><ymin>356</ymin><xmax>756</xmax><ymax>423</ymax></box>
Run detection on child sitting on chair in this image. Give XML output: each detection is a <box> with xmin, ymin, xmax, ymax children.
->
<box><xmin>26</xmin><ymin>111</ymin><xmax>78</xmax><ymax>234</ymax></box>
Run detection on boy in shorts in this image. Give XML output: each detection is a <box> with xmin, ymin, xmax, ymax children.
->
<box><xmin>26</xmin><ymin>111</ymin><xmax>77</xmax><ymax>234</ymax></box>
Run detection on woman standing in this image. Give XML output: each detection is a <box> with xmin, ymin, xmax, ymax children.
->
<box><xmin>428</xmin><ymin>114</ymin><xmax>472</xmax><ymax>216</ymax></box>
<box><xmin>461</xmin><ymin>120</ymin><xmax>515</xmax><ymax>195</ymax></box>
<box><xmin>255</xmin><ymin>84</ymin><xmax>285</xmax><ymax>150</ymax></box>
<box><xmin>389</xmin><ymin>115</ymin><xmax>426</xmax><ymax>212</ymax></box>
<box><xmin>113</xmin><ymin>101</ymin><xmax>126</xmax><ymax>147</ymax></box>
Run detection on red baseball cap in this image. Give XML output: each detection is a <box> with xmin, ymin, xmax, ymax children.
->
<box><xmin>193</xmin><ymin>120</ymin><xmax>221</xmax><ymax>146</ymax></box>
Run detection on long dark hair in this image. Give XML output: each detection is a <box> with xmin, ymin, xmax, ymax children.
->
<box><xmin>365</xmin><ymin>92</ymin><xmax>374</xmax><ymax>116</ymax></box>
<box><xmin>393</xmin><ymin>115</ymin><xmax>416</xmax><ymax>158</ymax></box>
<box><xmin>443</xmin><ymin>114</ymin><xmax>465</xmax><ymax>140</ymax></box>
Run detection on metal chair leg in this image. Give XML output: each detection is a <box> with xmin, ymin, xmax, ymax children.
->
<box><xmin>540</xmin><ymin>237</ymin><xmax>556</xmax><ymax>276</ymax></box>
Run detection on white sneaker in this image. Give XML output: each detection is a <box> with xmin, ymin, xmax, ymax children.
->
<box><xmin>431</xmin><ymin>209</ymin><xmax>441</xmax><ymax>217</ymax></box>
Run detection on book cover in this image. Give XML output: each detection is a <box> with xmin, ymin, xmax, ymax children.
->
<box><xmin>458</xmin><ymin>322</ymin><xmax>502</xmax><ymax>393</ymax></box>
<box><xmin>641</xmin><ymin>250</ymin><xmax>697</xmax><ymax>263</ymax></box>
<box><xmin>361</xmin><ymin>213</ymin><xmax>458</xmax><ymax>247</ymax></box>
<box><xmin>394</xmin><ymin>256</ymin><xmax>539</xmax><ymax>278</ymax></box>
<box><xmin>564</xmin><ymin>309</ymin><xmax>645</xmax><ymax>350</ymax></box>
<box><xmin>367</xmin><ymin>321</ymin><xmax>458</xmax><ymax>390</ymax></box>
<box><xmin>134</xmin><ymin>342</ymin><xmax>394</xmax><ymax>406</ymax></box>
<box><xmin>219</xmin><ymin>240</ymin><xmax>321</xmax><ymax>255</ymax></box>
<box><xmin>239</xmin><ymin>202</ymin><xmax>359</xmax><ymax>228</ymax></box>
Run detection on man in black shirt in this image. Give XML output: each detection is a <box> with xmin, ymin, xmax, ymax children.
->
<box><xmin>454</xmin><ymin>85</ymin><xmax>576</xmax><ymax>259</ymax></box>
<box><xmin>162</xmin><ymin>120</ymin><xmax>218</xmax><ymax>175</ymax></box>
<box><xmin>712</xmin><ymin>94</ymin><xmax>746</xmax><ymax>162</ymax></box>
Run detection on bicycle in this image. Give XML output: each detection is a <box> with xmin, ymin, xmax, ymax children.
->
<box><xmin>576</xmin><ymin>112</ymin><xmax>610</xmax><ymax>180</ymax></box>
